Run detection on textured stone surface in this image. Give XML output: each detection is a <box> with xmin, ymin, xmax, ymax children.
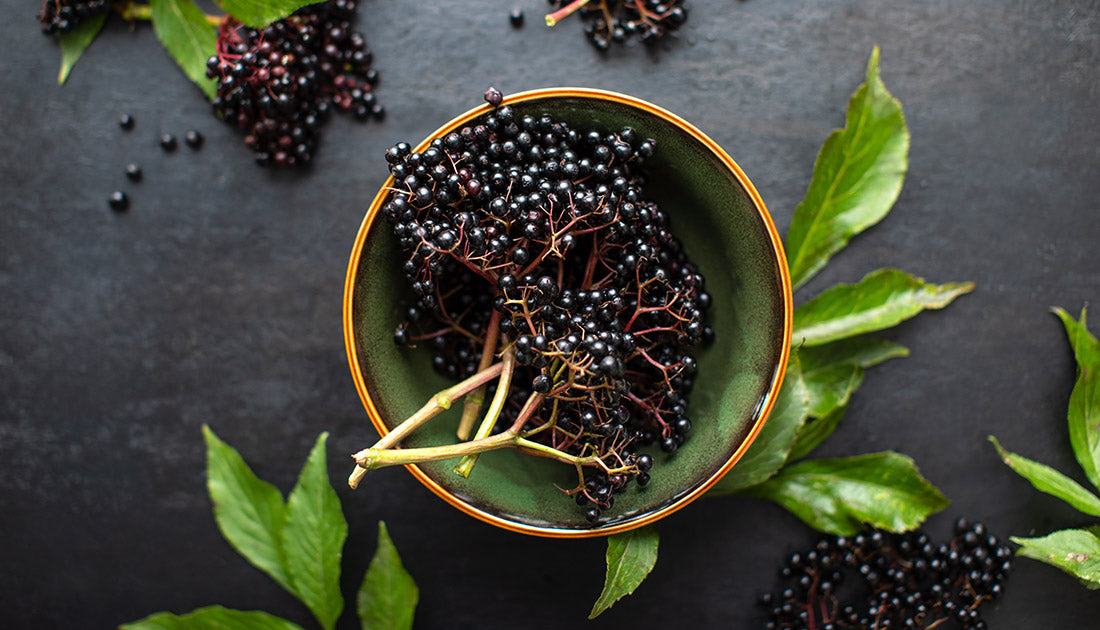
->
<box><xmin>1</xmin><ymin>0</ymin><xmax>1099</xmax><ymax>627</ymax></box>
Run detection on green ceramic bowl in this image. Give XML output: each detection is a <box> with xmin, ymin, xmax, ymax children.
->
<box><xmin>344</xmin><ymin>88</ymin><xmax>792</xmax><ymax>538</ymax></box>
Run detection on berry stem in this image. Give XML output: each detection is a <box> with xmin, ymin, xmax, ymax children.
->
<box><xmin>453</xmin><ymin>346</ymin><xmax>517</xmax><ymax>477</ymax></box>
<box><xmin>456</xmin><ymin>310</ymin><xmax>502</xmax><ymax>439</ymax></box>
<box><xmin>544</xmin><ymin>0</ymin><xmax>592</xmax><ymax>27</ymax></box>
<box><xmin>348</xmin><ymin>360</ymin><xmax>505</xmax><ymax>488</ymax></box>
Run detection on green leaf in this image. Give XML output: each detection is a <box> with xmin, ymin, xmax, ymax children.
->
<box><xmin>283</xmin><ymin>433</ymin><xmax>347</xmax><ymax>630</ymax></box>
<box><xmin>742</xmin><ymin>452</ymin><xmax>949</xmax><ymax>535</ymax></box>
<box><xmin>800</xmin><ymin>336</ymin><xmax>910</xmax><ymax>370</ymax></box>
<box><xmin>788</xmin><ymin>405</ymin><xmax>847</xmax><ymax>462</ymax></box>
<box><xmin>203</xmin><ymin>425</ymin><xmax>294</xmax><ymax>595</ymax></box>
<box><xmin>589</xmin><ymin>526</ymin><xmax>660</xmax><ymax>619</ymax></box>
<box><xmin>793</xmin><ymin>269</ymin><xmax>973</xmax><ymax>347</ymax></box>
<box><xmin>785</xmin><ymin>47</ymin><xmax>910</xmax><ymax>290</ymax></box>
<box><xmin>149</xmin><ymin>0</ymin><xmax>218</xmax><ymax>100</ymax></box>
<box><xmin>1013</xmin><ymin>529</ymin><xmax>1100</xmax><ymax>589</ymax></box>
<box><xmin>219</xmin><ymin>0</ymin><xmax>323</xmax><ymax>28</ymax></box>
<box><xmin>358</xmin><ymin>522</ymin><xmax>418</xmax><ymax>630</ymax></box>
<box><xmin>1053</xmin><ymin>307</ymin><xmax>1100</xmax><ymax>490</ymax></box>
<box><xmin>57</xmin><ymin>12</ymin><xmax>107</xmax><ymax>85</ymax></box>
<box><xmin>798</xmin><ymin>336</ymin><xmax>907</xmax><ymax>418</ymax></box>
<box><xmin>989</xmin><ymin>436</ymin><xmax>1100</xmax><ymax>517</ymax></box>
<box><xmin>710</xmin><ymin>353</ymin><xmax>811</xmax><ymax>494</ymax></box>
<box><xmin>121</xmin><ymin>605</ymin><xmax>305</xmax><ymax>630</ymax></box>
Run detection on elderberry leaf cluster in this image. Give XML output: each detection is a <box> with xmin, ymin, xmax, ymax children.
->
<box><xmin>123</xmin><ymin>428</ymin><xmax>420</xmax><ymax>630</ymax></box>
<box><xmin>705</xmin><ymin>51</ymin><xmax>968</xmax><ymax>524</ymax></box>
<box><xmin>991</xmin><ymin>306</ymin><xmax>1100</xmax><ymax>589</ymax></box>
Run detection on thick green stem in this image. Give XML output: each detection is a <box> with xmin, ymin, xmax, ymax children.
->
<box><xmin>457</xmin><ymin>310</ymin><xmax>502</xmax><ymax>439</ymax></box>
<box><xmin>348</xmin><ymin>361</ymin><xmax>504</xmax><ymax>489</ymax></box>
<box><xmin>354</xmin><ymin>430</ymin><xmax>518</xmax><ymax>471</ymax></box>
<box><xmin>453</xmin><ymin>347</ymin><xmax>517</xmax><ymax>478</ymax></box>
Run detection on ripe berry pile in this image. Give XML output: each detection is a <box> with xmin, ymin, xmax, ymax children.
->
<box><xmin>546</xmin><ymin>0</ymin><xmax>689</xmax><ymax>51</ymax></box>
<box><xmin>205</xmin><ymin>0</ymin><xmax>381</xmax><ymax>166</ymax></box>
<box><xmin>382</xmin><ymin>99</ymin><xmax>712</xmax><ymax>521</ymax></box>
<box><xmin>759</xmin><ymin>519</ymin><xmax>1013</xmax><ymax>630</ymax></box>
<box><xmin>38</xmin><ymin>0</ymin><xmax>111</xmax><ymax>34</ymax></box>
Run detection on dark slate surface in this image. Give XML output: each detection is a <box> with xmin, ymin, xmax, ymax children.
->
<box><xmin>2</xmin><ymin>0</ymin><xmax>1099</xmax><ymax>627</ymax></box>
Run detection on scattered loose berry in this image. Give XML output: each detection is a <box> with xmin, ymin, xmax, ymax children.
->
<box><xmin>108</xmin><ymin>191</ymin><xmax>129</xmax><ymax>211</ymax></box>
<box><xmin>159</xmin><ymin>134</ymin><xmax>178</xmax><ymax>152</ymax></box>
<box><xmin>483</xmin><ymin>86</ymin><xmax>504</xmax><ymax>107</ymax></box>
<box><xmin>119</xmin><ymin>114</ymin><xmax>135</xmax><ymax>130</ymax></box>
<box><xmin>125</xmin><ymin>163</ymin><xmax>143</xmax><ymax>181</ymax></box>
<box><xmin>509</xmin><ymin>8</ymin><xmax>525</xmax><ymax>27</ymax></box>
<box><xmin>184</xmin><ymin>130</ymin><xmax>204</xmax><ymax>149</ymax></box>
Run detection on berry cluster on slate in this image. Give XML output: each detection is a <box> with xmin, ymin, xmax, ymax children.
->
<box><xmin>38</xmin><ymin>0</ymin><xmax>111</xmax><ymax>34</ymax></box>
<box><xmin>759</xmin><ymin>519</ymin><xmax>1014</xmax><ymax>630</ymax></box>
<box><xmin>206</xmin><ymin>0</ymin><xmax>381</xmax><ymax>166</ymax></box>
<box><xmin>546</xmin><ymin>0</ymin><xmax>688</xmax><ymax>50</ymax></box>
<box><xmin>382</xmin><ymin>95</ymin><xmax>712</xmax><ymax>521</ymax></box>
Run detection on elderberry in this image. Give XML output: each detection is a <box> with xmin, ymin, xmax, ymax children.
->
<box><xmin>38</xmin><ymin>0</ymin><xmax>111</xmax><ymax>34</ymax></box>
<box><xmin>206</xmin><ymin>0</ymin><xmax>382</xmax><ymax>166</ymax></box>
<box><xmin>384</xmin><ymin>96</ymin><xmax>712</xmax><ymax>520</ymax></box>
<box><xmin>758</xmin><ymin>520</ymin><xmax>1014</xmax><ymax>630</ymax></box>
<box><xmin>546</xmin><ymin>0</ymin><xmax>689</xmax><ymax>51</ymax></box>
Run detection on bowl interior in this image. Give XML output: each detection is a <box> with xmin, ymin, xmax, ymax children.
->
<box><xmin>347</xmin><ymin>90</ymin><xmax>790</xmax><ymax>536</ymax></box>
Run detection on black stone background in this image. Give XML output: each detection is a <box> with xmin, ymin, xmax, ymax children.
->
<box><xmin>2</xmin><ymin>0</ymin><xmax>1099</xmax><ymax>627</ymax></box>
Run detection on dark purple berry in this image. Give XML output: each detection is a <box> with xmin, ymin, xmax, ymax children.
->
<box><xmin>108</xmin><ymin>191</ymin><xmax>129</xmax><ymax>211</ymax></box>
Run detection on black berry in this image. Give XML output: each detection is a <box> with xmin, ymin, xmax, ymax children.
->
<box><xmin>159</xmin><ymin>134</ymin><xmax>178</xmax><ymax>152</ymax></box>
<box><xmin>509</xmin><ymin>8</ymin><xmax>524</xmax><ymax>27</ymax></box>
<box><xmin>483</xmin><ymin>86</ymin><xmax>504</xmax><ymax>108</ymax></box>
<box><xmin>184</xmin><ymin>130</ymin><xmax>204</xmax><ymax>149</ymax></box>
<box><xmin>108</xmin><ymin>191</ymin><xmax>129</xmax><ymax>211</ymax></box>
<box><xmin>118</xmin><ymin>114</ymin><xmax>135</xmax><ymax>130</ymax></box>
<box><xmin>125</xmin><ymin>163</ymin><xmax>143</xmax><ymax>181</ymax></box>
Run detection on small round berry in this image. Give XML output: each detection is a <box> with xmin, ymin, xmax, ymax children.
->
<box><xmin>509</xmin><ymin>8</ymin><xmax>524</xmax><ymax>27</ymax></box>
<box><xmin>125</xmin><ymin>163</ymin><xmax>143</xmax><ymax>181</ymax></box>
<box><xmin>159</xmin><ymin>134</ymin><xmax>178</xmax><ymax>152</ymax></box>
<box><xmin>118</xmin><ymin>114</ymin><xmax>135</xmax><ymax>130</ymax></box>
<box><xmin>108</xmin><ymin>191</ymin><xmax>129</xmax><ymax>211</ymax></box>
<box><xmin>483</xmin><ymin>86</ymin><xmax>504</xmax><ymax>108</ymax></box>
<box><xmin>184</xmin><ymin>130</ymin><xmax>204</xmax><ymax>149</ymax></box>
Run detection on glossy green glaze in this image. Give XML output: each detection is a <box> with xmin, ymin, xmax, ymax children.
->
<box><xmin>347</xmin><ymin>90</ymin><xmax>790</xmax><ymax>536</ymax></box>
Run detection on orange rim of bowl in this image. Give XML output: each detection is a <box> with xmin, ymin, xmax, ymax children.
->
<box><xmin>344</xmin><ymin>87</ymin><xmax>793</xmax><ymax>538</ymax></box>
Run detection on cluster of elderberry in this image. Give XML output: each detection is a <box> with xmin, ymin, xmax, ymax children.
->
<box><xmin>759</xmin><ymin>519</ymin><xmax>1014</xmax><ymax>630</ymax></box>
<box><xmin>546</xmin><ymin>0</ymin><xmax>689</xmax><ymax>50</ymax></box>
<box><xmin>38</xmin><ymin>0</ymin><xmax>111</xmax><ymax>34</ymax></box>
<box><xmin>382</xmin><ymin>98</ymin><xmax>712</xmax><ymax>521</ymax></box>
<box><xmin>205</xmin><ymin>0</ymin><xmax>381</xmax><ymax>166</ymax></box>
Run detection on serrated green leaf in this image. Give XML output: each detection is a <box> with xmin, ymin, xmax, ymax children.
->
<box><xmin>793</xmin><ymin>269</ymin><xmax>973</xmax><ymax>347</ymax></box>
<box><xmin>120</xmin><ymin>605</ymin><xmax>305</xmax><ymax>630</ymax></box>
<box><xmin>283</xmin><ymin>433</ymin><xmax>347</xmax><ymax>630</ymax></box>
<box><xmin>358</xmin><ymin>522</ymin><xmax>418</xmax><ymax>630</ymax></box>
<box><xmin>788</xmin><ymin>405</ymin><xmax>847</xmax><ymax>463</ymax></box>
<box><xmin>149</xmin><ymin>0</ymin><xmax>218</xmax><ymax>100</ymax></box>
<box><xmin>710</xmin><ymin>354</ymin><xmax>811</xmax><ymax>494</ymax></box>
<box><xmin>589</xmin><ymin>526</ymin><xmax>659</xmax><ymax>619</ymax></box>
<box><xmin>989</xmin><ymin>436</ymin><xmax>1100</xmax><ymax>517</ymax></box>
<box><xmin>203</xmin><ymin>425</ymin><xmax>294</xmax><ymax>595</ymax></box>
<box><xmin>220</xmin><ymin>0</ymin><xmax>324</xmax><ymax>28</ymax></box>
<box><xmin>785</xmin><ymin>47</ymin><xmax>909</xmax><ymax>290</ymax></box>
<box><xmin>742</xmin><ymin>452</ymin><xmax>949</xmax><ymax>535</ymax></box>
<box><xmin>57</xmin><ymin>12</ymin><xmax>107</xmax><ymax>85</ymax></box>
<box><xmin>1053</xmin><ymin>307</ymin><xmax>1100</xmax><ymax>490</ymax></box>
<box><xmin>798</xmin><ymin>336</ymin><xmax>907</xmax><ymax>418</ymax></box>
<box><xmin>1013</xmin><ymin>529</ymin><xmax>1100</xmax><ymax>589</ymax></box>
